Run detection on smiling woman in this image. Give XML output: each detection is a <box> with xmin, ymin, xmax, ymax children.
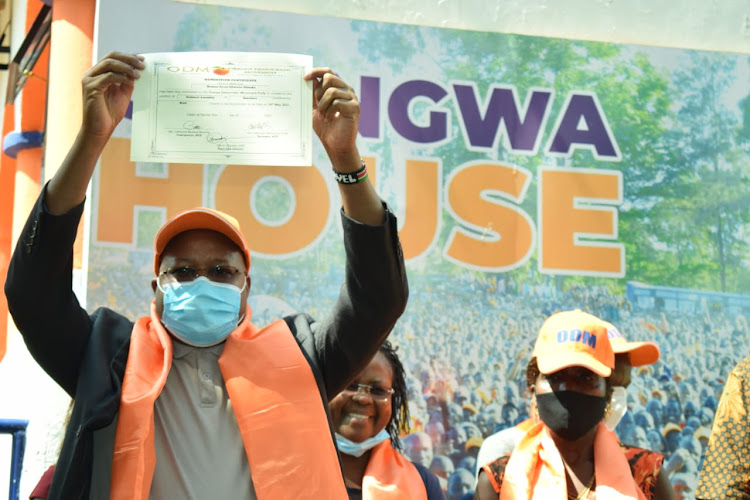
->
<box><xmin>329</xmin><ymin>341</ymin><xmax>446</xmax><ymax>500</ymax></box>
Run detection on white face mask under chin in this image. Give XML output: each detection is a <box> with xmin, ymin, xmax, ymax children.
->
<box><xmin>335</xmin><ymin>429</ymin><xmax>390</xmax><ymax>457</ymax></box>
<box><xmin>604</xmin><ymin>386</ymin><xmax>628</xmax><ymax>430</ymax></box>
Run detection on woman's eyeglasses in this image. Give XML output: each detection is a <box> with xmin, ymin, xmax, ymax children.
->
<box><xmin>342</xmin><ymin>383</ymin><xmax>395</xmax><ymax>402</ymax></box>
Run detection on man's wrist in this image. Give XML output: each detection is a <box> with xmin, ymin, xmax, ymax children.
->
<box><xmin>326</xmin><ymin>147</ymin><xmax>361</xmax><ymax>172</ymax></box>
<box><xmin>333</xmin><ymin>159</ymin><xmax>368</xmax><ymax>184</ymax></box>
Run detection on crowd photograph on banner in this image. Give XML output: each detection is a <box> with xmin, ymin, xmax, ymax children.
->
<box><xmin>0</xmin><ymin>1</ymin><xmax>749</xmax><ymax>499</ymax></box>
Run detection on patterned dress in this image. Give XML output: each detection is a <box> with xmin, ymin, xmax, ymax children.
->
<box><xmin>483</xmin><ymin>443</ymin><xmax>664</xmax><ymax>499</ymax></box>
<box><xmin>697</xmin><ymin>357</ymin><xmax>750</xmax><ymax>499</ymax></box>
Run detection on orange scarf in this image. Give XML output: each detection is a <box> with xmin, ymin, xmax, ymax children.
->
<box><xmin>361</xmin><ymin>441</ymin><xmax>428</xmax><ymax>500</ymax></box>
<box><xmin>110</xmin><ymin>302</ymin><xmax>348</xmax><ymax>500</ymax></box>
<box><xmin>498</xmin><ymin>422</ymin><xmax>646</xmax><ymax>500</ymax></box>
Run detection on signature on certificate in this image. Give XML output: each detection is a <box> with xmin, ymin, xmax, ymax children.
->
<box><xmin>182</xmin><ymin>120</ymin><xmax>202</xmax><ymax>130</ymax></box>
<box><xmin>180</xmin><ymin>120</ymin><xmax>272</xmax><ymax>147</ymax></box>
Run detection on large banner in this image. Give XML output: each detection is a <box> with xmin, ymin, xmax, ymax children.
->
<box><xmin>94</xmin><ymin>1</ymin><xmax>750</xmax><ymax>495</ymax></box>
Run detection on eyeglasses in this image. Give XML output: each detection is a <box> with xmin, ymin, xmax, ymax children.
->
<box><xmin>342</xmin><ymin>383</ymin><xmax>395</xmax><ymax>402</ymax></box>
<box><xmin>159</xmin><ymin>265</ymin><xmax>245</xmax><ymax>285</ymax></box>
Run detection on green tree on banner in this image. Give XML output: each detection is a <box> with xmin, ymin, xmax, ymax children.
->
<box><xmin>655</xmin><ymin>53</ymin><xmax>750</xmax><ymax>292</ymax></box>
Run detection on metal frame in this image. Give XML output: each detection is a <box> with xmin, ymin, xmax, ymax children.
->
<box><xmin>5</xmin><ymin>4</ymin><xmax>51</xmax><ymax>105</ymax></box>
<box><xmin>0</xmin><ymin>419</ymin><xmax>28</xmax><ymax>500</ymax></box>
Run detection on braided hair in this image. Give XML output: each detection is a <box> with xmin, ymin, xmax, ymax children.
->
<box><xmin>379</xmin><ymin>340</ymin><xmax>410</xmax><ymax>451</ymax></box>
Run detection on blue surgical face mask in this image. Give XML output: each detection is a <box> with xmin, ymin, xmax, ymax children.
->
<box><xmin>335</xmin><ymin>429</ymin><xmax>390</xmax><ymax>457</ymax></box>
<box><xmin>158</xmin><ymin>276</ymin><xmax>246</xmax><ymax>347</ymax></box>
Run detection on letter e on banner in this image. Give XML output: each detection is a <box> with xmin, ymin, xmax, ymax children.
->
<box><xmin>539</xmin><ymin>167</ymin><xmax>624</xmax><ymax>277</ymax></box>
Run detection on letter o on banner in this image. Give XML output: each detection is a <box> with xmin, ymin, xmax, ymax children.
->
<box><xmin>215</xmin><ymin>165</ymin><xmax>330</xmax><ymax>256</ymax></box>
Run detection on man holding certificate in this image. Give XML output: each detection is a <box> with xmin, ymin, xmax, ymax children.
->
<box><xmin>5</xmin><ymin>51</ymin><xmax>408</xmax><ymax>499</ymax></box>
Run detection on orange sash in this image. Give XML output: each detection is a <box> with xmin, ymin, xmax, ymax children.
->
<box><xmin>497</xmin><ymin>422</ymin><xmax>646</xmax><ymax>500</ymax></box>
<box><xmin>362</xmin><ymin>441</ymin><xmax>428</xmax><ymax>500</ymax></box>
<box><xmin>110</xmin><ymin>302</ymin><xmax>348</xmax><ymax>500</ymax></box>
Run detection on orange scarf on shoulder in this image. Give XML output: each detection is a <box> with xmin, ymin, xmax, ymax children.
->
<box><xmin>498</xmin><ymin>422</ymin><xmax>646</xmax><ymax>500</ymax></box>
<box><xmin>362</xmin><ymin>441</ymin><xmax>428</xmax><ymax>500</ymax></box>
<box><xmin>109</xmin><ymin>302</ymin><xmax>348</xmax><ymax>500</ymax></box>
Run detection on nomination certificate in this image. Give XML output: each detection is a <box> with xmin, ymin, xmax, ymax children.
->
<box><xmin>131</xmin><ymin>52</ymin><xmax>312</xmax><ymax>166</ymax></box>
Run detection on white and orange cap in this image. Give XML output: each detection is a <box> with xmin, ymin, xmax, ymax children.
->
<box><xmin>532</xmin><ymin>309</ymin><xmax>615</xmax><ymax>377</ymax></box>
<box><xmin>601</xmin><ymin>320</ymin><xmax>660</xmax><ymax>367</ymax></box>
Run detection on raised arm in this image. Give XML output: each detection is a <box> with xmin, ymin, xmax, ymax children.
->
<box><xmin>304</xmin><ymin>68</ymin><xmax>384</xmax><ymax>225</ymax></box>
<box><xmin>302</xmin><ymin>68</ymin><xmax>407</xmax><ymax>397</ymax></box>
<box><xmin>47</xmin><ymin>52</ymin><xmax>144</xmax><ymax>214</ymax></box>
<box><xmin>4</xmin><ymin>52</ymin><xmax>143</xmax><ymax>394</ymax></box>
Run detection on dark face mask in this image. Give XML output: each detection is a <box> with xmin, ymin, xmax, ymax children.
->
<box><xmin>536</xmin><ymin>391</ymin><xmax>607</xmax><ymax>441</ymax></box>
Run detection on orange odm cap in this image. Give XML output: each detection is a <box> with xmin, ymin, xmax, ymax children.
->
<box><xmin>532</xmin><ymin>309</ymin><xmax>614</xmax><ymax>377</ymax></box>
<box><xmin>601</xmin><ymin>320</ymin><xmax>660</xmax><ymax>367</ymax></box>
<box><xmin>153</xmin><ymin>207</ymin><xmax>251</xmax><ymax>275</ymax></box>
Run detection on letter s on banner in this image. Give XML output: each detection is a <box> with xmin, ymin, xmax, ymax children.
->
<box><xmin>444</xmin><ymin>161</ymin><xmax>535</xmax><ymax>272</ymax></box>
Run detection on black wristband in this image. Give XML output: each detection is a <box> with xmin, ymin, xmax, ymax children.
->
<box><xmin>333</xmin><ymin>159</ymin><xmax>368</xmax><ymax>184</ymax></box>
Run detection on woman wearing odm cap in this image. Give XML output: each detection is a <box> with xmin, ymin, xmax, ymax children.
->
<box><xmin>4</xmin><ymin>52</ymin><xmax>408</xmax><ymax>500</ymax></box>
<box><xmin>474</xmin><ymin>319</ymin><xmax>664</xmax><ymax>477</ymax></box>
<box><xmin>474</xmin><ymin>310</ymin><xmax>673</xmax><ymax>500</ymax></box>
